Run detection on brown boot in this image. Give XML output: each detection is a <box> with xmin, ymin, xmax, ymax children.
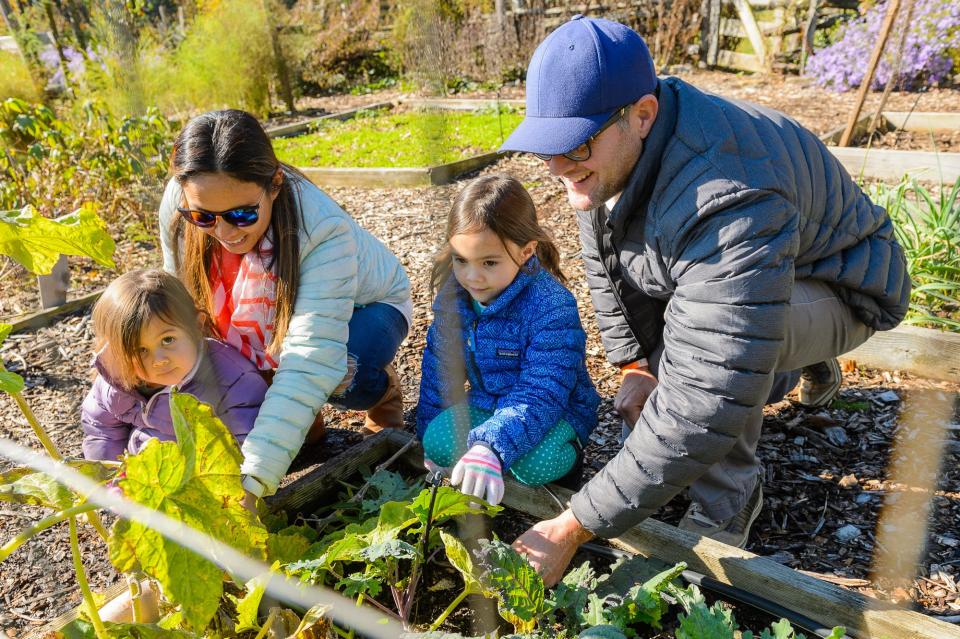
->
<box><xmin>361</xmin><ymin>364</ymin><xmax>404</xmax><ymax>438</ymax></box>
<box><xmin>304</xmin><ymin>410</ymin><xmax>326</xmax><ymax>445</ymax></box>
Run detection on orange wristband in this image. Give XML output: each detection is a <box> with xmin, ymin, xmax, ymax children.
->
<box><xmin>619</xmin><ymin>358</ymin><xmax>649</xmax><ymax>371</ymax></box>
<box><xmin>620</xmin><ymin>358</ymin><xmax>650</xmax><ymax>380</ymax></box>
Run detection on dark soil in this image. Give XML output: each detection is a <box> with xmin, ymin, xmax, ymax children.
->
<box><xmin>2</xmin><ymin>71</ymin><xmax>960</xmax><ymax>637</ymax></box>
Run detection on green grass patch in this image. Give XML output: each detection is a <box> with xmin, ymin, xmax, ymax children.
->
<box><xmin>272</xmin><ymin>107</ymin><xmax>524</xmax><ymax>168</ymax></box>
<box><xmin>0</xmin><ymin>51</ymin><xmax>40</xmax><ymax>102</ymax></box>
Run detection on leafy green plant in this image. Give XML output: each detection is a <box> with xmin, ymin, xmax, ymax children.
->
<box><xmin>868</xmin><ymin>176</ymin><xmax>960</xmax><ymax>331</ymax></box>
<box><xmin>109</xmin><ymin>393</ymin><xmax>269</xmax><ymax>629</ymax></box>
<box><xmin>272</xmin><ymin>107</ymin><xmax>523</xmax><ymax>168</ymax></box>
<box><xmin>287</xmin><ymin>478</ymin><xmax>500</xmax><ymax>626</ymax></box>
<box><xmin>0</xmin><ymin>98</ymin><xmax>171</xmax><ymax>219</ymax></box>
<box><xmin>0</xmin><ymin>203</ymin><xmax>115</xmax><ymax>537</ymax></box>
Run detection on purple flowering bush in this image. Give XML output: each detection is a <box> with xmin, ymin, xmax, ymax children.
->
<box><xmin>806</xmin><ymin>0</ymin><xmax>960</xmax><ymax>92</ymax></box>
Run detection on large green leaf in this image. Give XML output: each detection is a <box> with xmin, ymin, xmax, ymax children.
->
<box><xmin>109</xmin><ymin>393</ymin><xmax>268</xmax><ymax>630</ymax></box>
<box><xmin>0</xmin><ymin>324</ymin><xmax>24</xmax><ymax>394</ymax></box>
<box><xmin>673</xmin><ymin>585</ymin><xmax>737</xmax><ymax>639</ymax></box>
<box><xmin>475</xmin><ymin>539</ymin><xmax>547</xmax><ymax>634</ymax></box>
<box><xmin>608</xmin><ymin>561</ymin><xmax>687</xmax><ymax>630</ymax></box>
<box><xmin>227</xmin><ymin>569</ymin><xmax>275</xmax><ymax>633</ymax></box>
<box><xmin>51</xmin><ymin>620</ymin><xmax>195</xmax><ymax>639</ymax></box>
<box><xmin>267</xmin><ymin>527</ymin><xmax>315</xmax><ymax>566</ymax></box>
<box><xmin>0</xmin><ymin>204</ymin><xmax>115</xmax><ymax>275</ymax></box>
<box><xmin>360</xmin><ymin>469</ymin><xmax>422</xmax><ymax>514</ymax></box>
<box><xmin>0</xmin><ymin>461</ymin><xmax>115</xmax><ymax>509</ymax></box>
<box><xmin>360</xmin><ymin>539</ymin><xmax>418</xmax><ymax>562</ymax></box>
<box><xmin>439</xmin><ymin>530</ymin><xmax>489</xmax><ymax>596</ymax></box>
<box><xmin>363</xmin><ymin>500</ymin><xmax>418</xmax><ymax>546</ymax></box>
<box><xmin>410</xmin><ymin>486</ymin><xmax>500</xmax><ymax>527</ymax></box>
<box><xmin>549</xmin><ymin>560</ymin><xmax>596</xmax><ymax>628</ymax></box>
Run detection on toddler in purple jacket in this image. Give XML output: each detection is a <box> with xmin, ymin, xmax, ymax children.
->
<box><xmin>81</xmin><ymin>269</ymin><xmax>267</xmax><ymax>461</ymax></box>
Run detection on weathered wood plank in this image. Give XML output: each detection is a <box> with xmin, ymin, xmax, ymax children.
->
<box><xmin>715</xmin><ymin>49</ymin><xmax>766</xmax><ymax>73</ymax></box>
<box><xmin>841</xmin><ymin>324</ymin><xmax>960</xmax><ymax>382</ymax></box>
<box><xmin>264</xmin><ymin>101</ymin><xmax>396</xmax><ymax>139</ymax></box>
<box><xmin>820</xmin><ymin>112</ymin><xmax>875</xmax><ymax>146</ymax></box>
<box><xmin>403</xmin><ymin>98</ymin><xmax>525</xmax><ymax>111</ymax></box>
<box><xmin>26</xmin><ymin>580</ymin><xmax>129</xmax><ymax>639</ymax></box>
<box><xmin>298</xmin><ymin>151</ymin><xmax>502</xmax><ymax>189</ymax></box>
<box><xmin>298</xmin><ymin>166</ymin><xmax>434</xmax><ymax>188</ymax></box>
<box><xmin>428</xmin><ymin>151</ymin><xmax>503</xmax><ymax>185</ymax></box>
<box><xmin>881</xmin><ymin>111</ymin><xmax>960</xmax><ymax>133</ymax></box>
<box><xmin>500</xmin><ymin>481</ymin><xmax>960</xmax><ymax>639</ymax></box>
<box><xmin>8</xmin><ymin>289</ymin><xmax>103</xmax><ymax>334</ymax></box>
<box><xmin>731</xmin><ymin>0</ymin><xmax>768</xmax><ymax>64</ymax></box>
<box><xmin>826</xmin><ymin>145</ymin><xmax>960</xmax><ymax>182</ymax></box>
<box><xmin>267</xmin><ymin>430</ymin><xmax>399</xmax><ymax>514</ymax></box>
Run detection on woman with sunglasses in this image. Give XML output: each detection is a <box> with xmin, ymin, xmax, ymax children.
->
<box><xmin>157</xmin><ymin>109</ymin><xmax>412</xmax><ymax>503</ymax></box>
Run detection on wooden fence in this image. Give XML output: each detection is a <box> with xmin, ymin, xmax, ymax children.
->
<box><xmin>374</xmin><ymin>0</ymin><xmax>859</xmax><ymax>74</ymax></box>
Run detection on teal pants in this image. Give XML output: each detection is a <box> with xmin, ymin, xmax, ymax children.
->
<box><xmin>422</xmin><ymin>404</ymin><xmax>579</xmax><ymax>486</ymax></box>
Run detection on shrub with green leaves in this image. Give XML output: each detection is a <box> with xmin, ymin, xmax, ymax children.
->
<box><xmin>80</xmin><ymin>0</ymin><xmax>275</xmax><ymax>118</ymax></box>
<box><xmin>868</xmin><ymin>177</ymin><xmax>960</xmax><ymax>331</ymax></box>
<box><xmin>0</xmin><ymin>97</ymin><xmax>171</xmax><ymax>218</ymax></box>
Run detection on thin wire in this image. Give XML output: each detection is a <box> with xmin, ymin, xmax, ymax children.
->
<box><xmin>0</xmin><ymin>438</ymin><xmax>403</xmax><ymax>638</ymax></box>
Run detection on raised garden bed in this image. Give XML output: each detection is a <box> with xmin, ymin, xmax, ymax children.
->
<box><xmin>266</xmin><ymin>99</ymin><xmax>524</xmax><ymax>188</ymax></box>
<box><xmin>33</xmin><ymin>429</ymin><xmax>959</xmax><ymax>638</ymax></box>
<box><xmin>821</xmin><ymin>112</ymin><xmax>960</xmax><ymax>182</ymax></box>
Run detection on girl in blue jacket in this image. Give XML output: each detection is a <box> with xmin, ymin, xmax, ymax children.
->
<box><xmin>417</xmin><ymin>174</ymin><xmax>600</xmax><ymax>505</ymax></box>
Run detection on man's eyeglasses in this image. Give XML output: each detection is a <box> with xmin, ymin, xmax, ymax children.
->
<box><xmin>533</xmin><ymin>105</ymin><xmax>629</xmax><ymax>163</ymax></box>
<box><xmin>177</xmin><ymin>190</ymin><xmax>265</xmax><ymax>228</ymax></box>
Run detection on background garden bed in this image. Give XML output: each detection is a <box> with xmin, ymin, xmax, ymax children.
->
<box><xmin>820</xmin><ymin>111</ymin><xmax>960</xmax><ymax>182</ymax></box>
<box><xmin>269</xmin><ymin>99</ymin><xmax>523</xmax><ymax>187</ymax></box>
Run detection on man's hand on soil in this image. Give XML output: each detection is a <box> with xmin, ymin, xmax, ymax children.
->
<box><xmin>614</xmin><ymin>366</ymin><xmax>658</xmax><ymax>428</ymax></box>
<box><xmin>512</xmin><ymin>509</ymin><xmax>594</xmax><ymax>587</ymax></box>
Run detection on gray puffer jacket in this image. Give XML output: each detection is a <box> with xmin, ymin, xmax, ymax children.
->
<box><xmin>570</xmin><ymin>77</ymin><xmax>910</xmax><ymax>537</ymax></box>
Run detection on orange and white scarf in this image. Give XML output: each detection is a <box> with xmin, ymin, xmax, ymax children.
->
<box><xmin>209</xmin><ymin>237</ymin><xmax>279</xmax><ymax>371</ymax></box>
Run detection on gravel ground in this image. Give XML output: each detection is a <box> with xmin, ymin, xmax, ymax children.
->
<box><xmin>2</xmin><ymin>71</ymin><xmax>960</xmax><ymax>636</ymax></box>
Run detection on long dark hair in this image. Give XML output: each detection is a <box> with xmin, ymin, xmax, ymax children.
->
<box><xmin>431</xmin><ymin>174</ymin><xmax>566</xmax><ymax>294</ymax></box>
<box><xmin>169</xmin><ymin>109</ymin><xmax>305</xmax><ymax>354</ymax></box>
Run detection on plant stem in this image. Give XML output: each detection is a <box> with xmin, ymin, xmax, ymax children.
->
<box><xmin>326</xmin><ymin>566</ymin><xmax>402</xmax><ymax>620</ymax></box>
<box><xmin>331</xmin><ymin>623</ymin><xmax>355</xmax><ymax>639</ymax></box>
<box><xmin>0</xmin><ymin>502</ymin><xmax>98</xmax><ymax>561</ymax></box>
<box><xmin>70</xmin><ymin>516</ymin><xmax>108</xmax><ymax>639</ymax></box>
<box><xmin>428</xmin><ymin>589</ymin><xmax>469</xmax><ymax>632</ymax></box>
<box><xmin>12</xmin><ymin>391</ymin><xmax>63</xmax><ymax>459</ymax></box>
<box><xmin>252</xmin><ymin>608</ymin><xmax>277</xmax><ymax>639</ymax></box>
<box><xmin>11</xmin><ymin>391</ymin><xmax>111</xmax><ymax>541</ymax></box>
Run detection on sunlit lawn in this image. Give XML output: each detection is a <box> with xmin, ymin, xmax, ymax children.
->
<box><xmin>273</xmin><ymin>107</ymin><xmax>524</xmax><ymax>168</ymax></box>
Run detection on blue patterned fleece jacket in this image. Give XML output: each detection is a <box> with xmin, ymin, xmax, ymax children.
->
<box><xmin>417</xmin><ymin>256</ymin><xmax>600</xmax><ymax>471</ymax></box>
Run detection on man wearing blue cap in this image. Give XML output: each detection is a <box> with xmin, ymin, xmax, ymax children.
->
<box><xmin>504</xmin><ymin>15</ymin><xmax>911</xmax><ymax>585</ymax></box>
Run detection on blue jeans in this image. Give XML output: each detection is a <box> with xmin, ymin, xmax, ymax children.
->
<box><xmin>327</xmin><ymin>303</ymin><xmax>408</xmax><ymax>411</ymax></box>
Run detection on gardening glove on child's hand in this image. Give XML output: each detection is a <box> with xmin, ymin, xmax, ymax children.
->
<box><xmin>423</xmin><ymin>458</ymin><xmax>449</xmax><ymax>478</ymax></box>
<box><xmin>451</xmin><ymin>444</ymin><xmax>504</xmax><ymax>505</ymax></box>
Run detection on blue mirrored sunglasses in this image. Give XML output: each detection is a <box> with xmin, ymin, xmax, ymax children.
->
<box><xmin>177</xmin><ymin>191</ymin><xmax>265</xmax><ymax>228</ymax></box>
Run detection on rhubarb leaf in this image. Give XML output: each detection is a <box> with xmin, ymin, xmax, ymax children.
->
<box><xmin>109</xmin><ymin>392</ymin><xmax>268</xmax><ymax>630</ymax></box>
<box><xmin>0</xmin><ymin>204</ymin><xmax>115</xmax><ymax>275</ymax></box>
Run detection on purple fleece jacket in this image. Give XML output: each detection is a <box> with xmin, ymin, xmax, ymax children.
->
<box><xmin>81</xmin><ymin>338</ymin><xmax>268</xmax><ymax>461</ymax></box>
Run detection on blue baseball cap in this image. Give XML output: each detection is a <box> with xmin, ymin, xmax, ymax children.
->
<box><xmin>499</xmin><ymin>15</ymin><xmax>656</xmax><ymax>156</ymax></box>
